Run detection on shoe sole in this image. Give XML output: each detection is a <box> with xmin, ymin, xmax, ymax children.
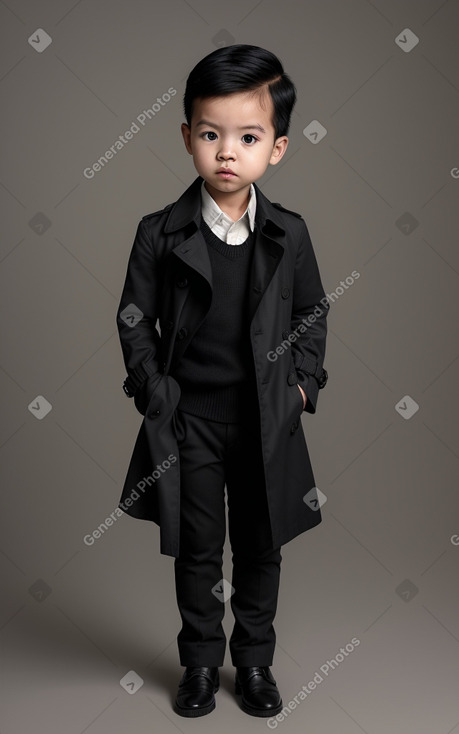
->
<box><xmin>173</xmin><ymin>684</ymin><xmax>219</xmax><ymax>718</ymax></box>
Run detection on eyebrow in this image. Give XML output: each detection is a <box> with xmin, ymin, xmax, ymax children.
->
<box><xmin>195</xmin><ymin>119</ymin><xmax>267</xmax><ymax>134</ymax></box>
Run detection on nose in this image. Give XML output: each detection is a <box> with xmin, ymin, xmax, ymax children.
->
<box><xmin>217</xmin><ymin>137</ymin><xmax>235</xmax><ymax>161</ymax></box>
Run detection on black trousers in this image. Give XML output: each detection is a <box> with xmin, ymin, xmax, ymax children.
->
<box><xmin>172</xmin><ymin>405</ymin><xmax>282</xmax><ymax>668</ymax></box>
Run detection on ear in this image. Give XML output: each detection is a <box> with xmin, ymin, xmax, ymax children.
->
<box><xmin>269</xmin><ymin>135</ymin><xmax>289</xmax><ymax>166</ymax></box>
<box><xmin>181</xmin><ymin>123</ymin><xmax>193</xmax><ymax>155</ymax></box>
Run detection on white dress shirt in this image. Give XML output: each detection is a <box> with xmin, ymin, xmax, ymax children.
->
<box><xmin>200</xmin><ymin>180</ymin><xmax>256</xmax><ymax>245</ymax></box>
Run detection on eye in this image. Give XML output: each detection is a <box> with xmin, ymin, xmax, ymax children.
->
<box><xmin>201</xmin><ymin>131</ymin><xmax>218</xmax><ymax>141</ymax></box>
<box><xmin>242</xmin><ymin>134</ymin><xmax>257</xmax><ymax>145</ymax></box>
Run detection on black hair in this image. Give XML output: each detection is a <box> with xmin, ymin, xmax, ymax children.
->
<box><xmin>183</xmin><ymin>44</ymin><xmax>297</xmax><ymax>139</ymax></box>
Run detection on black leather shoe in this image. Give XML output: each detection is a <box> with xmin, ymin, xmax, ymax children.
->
<box><xmin>235</xmin><ymin>666</ymin><xmax>283</xmax><ymax>717</ymax></box>
<box><xmin>173</xmin><ymin>666</ymin><xmax>219</xmax><ymax>717</ymax></box>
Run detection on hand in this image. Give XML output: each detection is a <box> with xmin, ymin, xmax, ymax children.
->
<box><xmin>297</xmin><ymin>384</ymin><xmax>307</xmax><ymax>409</ymax></box>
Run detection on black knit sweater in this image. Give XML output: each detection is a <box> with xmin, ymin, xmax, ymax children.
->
<box><xmin>172</xmin><ymin>215</ymin><xmax>258</xmax><ymax>422</ymax></box>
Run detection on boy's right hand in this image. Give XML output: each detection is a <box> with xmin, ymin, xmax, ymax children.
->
<box><xmin>298</xmin><ymin>384</ymin><xmax>307</xmax><ymax>410</ymax></box>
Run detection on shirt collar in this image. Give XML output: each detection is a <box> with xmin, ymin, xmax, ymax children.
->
<box><xmin>163</xmin><ymin>175</ymin><xmax>287</xmax><ymax>239</ymax></box>
<box><xmin>200</xmin><ymin>180</ymin><xmax>256</xmax><ymax>233</ymax></box>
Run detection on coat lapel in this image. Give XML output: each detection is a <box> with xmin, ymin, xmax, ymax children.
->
<box><xmin>165</xmin><ymin>176</ymin><xmax>213</xmax><ymax>288</ymax></box>
<box><xmin>247</xmin><ymin>219</ymin><xmax>285</xmax><ymax>322</ymax></box>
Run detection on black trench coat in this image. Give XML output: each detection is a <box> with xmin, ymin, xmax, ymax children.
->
<box><xmin>116</xmin><ymin>175</ymin><xmax>329</xmax><ymax>557</ymax></box>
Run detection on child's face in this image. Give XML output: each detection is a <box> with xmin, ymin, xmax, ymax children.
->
<box><xmin>181</xmin><ymin>89</ymin><xmax>288</xmax><ymax>198</ymax></box>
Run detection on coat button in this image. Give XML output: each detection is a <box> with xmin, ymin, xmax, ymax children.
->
<box><xmin>177</xmin><ymin>327</ymin><xmax>188</xmax><ymax>340</ymax></box>
<box><xmin>176</xmin><ymin>276</ymin><xmax>188</xmax><ymax>288</ymax></box>
<box><xmin>164</xmin><ymin>320</ymin><xmax>174</xmax><ymax>331</ymax></box>
<box><xmin>317</xmin><ymin>368</ymin><xmax>328</xmax><ymax>389</ymax></box>
<box><xmin>290</xmin><ymin>421</ymin><xmax>298</xmax><ymax>434</ymax></box>
<box><xmin>287</xmin><ymin>371</ymin><xmax>297</xmax><ymax>386</ymax></box>
<box><xmin>281</xmin><ymin>287</ymin><xmax>290</xmax><ymax>299</ymax></box>
<box><xmin>148</xmin><ymin>409</ymin><xmax>161</xmax><ymax>419</ymax></box>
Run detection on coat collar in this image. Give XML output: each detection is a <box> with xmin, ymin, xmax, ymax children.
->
<box><xmin>163</xmin><ymin>175</ymin><xmax>287</xmax><ymax>238</ymax></box>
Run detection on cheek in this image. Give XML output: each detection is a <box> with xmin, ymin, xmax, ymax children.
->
<box><xmin>252</xmin><ymin>150</ymin><xmax>273</xmax><ymax>168</ymax></box>
<box><xmin>250</xmin><ymin>143</ymin><xmax>273</xmax><ymax>159</ymax></box>
<box><xmin>194</xmin><ymin>144</ymin><xmax>212</xmax><ymax>160</ymax></box>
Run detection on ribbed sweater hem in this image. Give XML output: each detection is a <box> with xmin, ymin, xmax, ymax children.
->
<box><xmin>177</xmin><ymin>382</ymin><xmax>258</xmax><ymax>423</ymax></box>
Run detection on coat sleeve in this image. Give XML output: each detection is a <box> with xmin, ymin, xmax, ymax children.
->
<box><xmin>116</xmin><ymin>218</ymin><xmax>163</xmax><ymax>413</ymax></box>
<box><xmin>290</xmin><ymin>218</ymin><xmax>329</xmax><ymax>414</ymax></box>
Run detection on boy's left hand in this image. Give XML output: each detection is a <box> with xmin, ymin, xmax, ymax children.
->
<box><xmin>297</xmin><ymin>384</ymin><xmax>307</xmax><ymax>409</ymax></box>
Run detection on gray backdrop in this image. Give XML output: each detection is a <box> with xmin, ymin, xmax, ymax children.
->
<box><xmin>1</xmin><ymin>1</ymin><xmax>458</xmax><ymax>732</ymax></box>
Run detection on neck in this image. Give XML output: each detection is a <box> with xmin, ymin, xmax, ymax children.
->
<box><xmin>204</xmin><ymin>181</ymin><xmax>251</xmax><ymax>221</ymax></box>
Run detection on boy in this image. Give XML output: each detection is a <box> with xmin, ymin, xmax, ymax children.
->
<box><xmin>116</xmin><ymin>44</ymin><xmax>328</xmax><ymax>718</ymax></box>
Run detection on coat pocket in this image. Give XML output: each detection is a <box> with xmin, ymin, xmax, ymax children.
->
<box><xmin>288</xmin><ymin>356</ymin><xmax>304</xmax><ymax>416</ymax></box>
<box><xmin>134</xmin><ymin>373</ymin><xmax>162</xmax><ymax>416</ymax></box>
<box><xmin>295</xmin><ymin>383</ymin><xmax>305</xmax><ymax>413</ymax></box>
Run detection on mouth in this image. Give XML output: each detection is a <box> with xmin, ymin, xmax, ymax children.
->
<box><xmin>216</xmin><ymin>168</ymin><xmax>237</xmax><ymax>178</ymax></box>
